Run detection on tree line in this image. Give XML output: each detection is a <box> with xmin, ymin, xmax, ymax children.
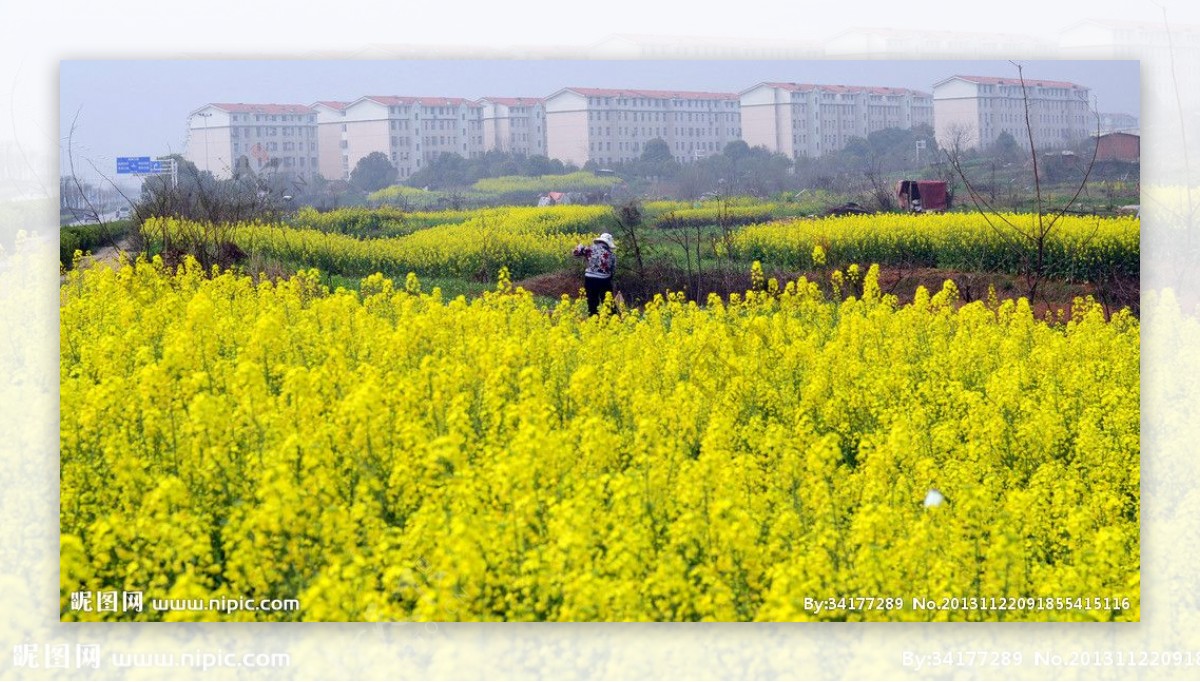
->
<box><xmin>346</xmin><ymin>125</ymin><xmax>950</xmax><ymax>202</ymax></box>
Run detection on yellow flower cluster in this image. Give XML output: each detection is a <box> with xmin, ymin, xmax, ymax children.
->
<box><xmin>365</xmin><ymin>185</ymin><xmax>441</xmax><ymax>203</ymax></box>
<box><xmin>148</xmin><ymin>205</ymin><xmax>611</xmax><ymax>279</ymax></box>
<box><xmin>60</xmin><ymin>257</ymin><xmax>1139</xmax><ymax>621</ymax></box>
<box><xmin>643</xmin><ymin>197</ymin><xmax>778</xmax><ymax>213</ymax></box>
<box><xmin>291</xmin><ymin>205</ymin><xmax>475</xmax><ymax>238</ymax></box>
<box><xmin>732</xmin><ymin>213</ymin><xmax>1139</xmax><ymax>281</ymax></box>
<box><xmin>471</xmin><ymin>171</ymin><xmax>620</xmax><ymax>194</ymax></box>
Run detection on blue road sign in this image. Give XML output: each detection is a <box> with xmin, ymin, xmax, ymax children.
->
<box><xmin>116</xmin><ymin>156</ymin><xmax>157</xmax><ymax>174</ymax></box>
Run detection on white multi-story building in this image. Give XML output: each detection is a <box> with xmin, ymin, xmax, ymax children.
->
<box><xmin>825</xmin><ymin>27</ymin><xmax>1051</xmax><ymax>58</ymax></box>
<box><xmin>1059</xmin><ymin>20</ymin><xmax>1198</xmax><ymax>121</ymax></box>
<box><xmin>184</xmin><ymin>103</ymin><xmax>319</xmax><ymax>181</ymax></box>
<box><xmin>544</xmin><ymin>87</ymin><xmax>741</xmax><ymax>166</ymax></box>
<box><xmin>740</xmin><ymin>82</ymin><xmax>933</xmax><ymax>159</ymax></box>
<box><xmin>932</xmin><ymin>75</ymin><xmax>1093</xmax><ymax>152</ymax></box>
<box><xmin>311</xmin><ymin>100</ymin><xmax>350</xmax><ymax>182</ymax></box>
<box><xmin>478</xmin><ymin>97</ymin><xmax>546</xmax><ymax>157</ymax></box>
<box><xmin>314</xmin><ymin>96</ymin><xmax>486</xmax><ymax>181</ymax></box>
<box><xmin>415</xmin><ymin>97</ymin><xmax>482</xmax><ymax>162</ymax></box>
<box><xmin>331</xmin><ymin>96</ymin><xmax>405</xmax><ymax>181</ymax></box>
<box><xmin>1099</xmin><ymin>112</ymin><xmax>1139</xmax><ymax>135</ymax></box>
<box><xmin>587</xmin><ymin>33</ymin><xmax>822</xmax><ymax>59</ymax></box>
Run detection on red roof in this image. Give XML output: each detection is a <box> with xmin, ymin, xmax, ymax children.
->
<box><xmin>480</xmin><ymin>97</ymin><xmax>544</xmax><ymax>106</ymax></box>
<box><xmin>759</xmin><ymin>82</ymin><xmax>930</xmax><ymax>97</ymax></box>
<box><xmin>312</xmin><ymin>100</ymin><xmax>350</xmax><ymax>110</ymax></box>
<box><xmin>949</xmin><ymin>75</ymin><xmax>1085</xmax><ymax>89</ymax></box>
<box><xmin>419</xmin><ymin>96</ymin><xmax>474</xmax><ymax>107</ymax></box>
<box><xmin>361</xmin><ymin>95</ymin><xmax>414</xmax><ymax>105</ymax></box>
<box><xmin>363</xmin><ymin>95</ymin><xmax>475</xmax><ymax>107</ymax></box>
<box><xmin>563</xmin><ymin>87</ymin><xmax>739</xmax><ymax>101</ymax></box>
<box><xmin>208</xmin><ymin>103</ymin><xmax>314</xmax><ymax>114</ymax></box>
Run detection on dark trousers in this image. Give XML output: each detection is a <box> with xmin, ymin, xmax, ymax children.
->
<box><xmin>584</xmin><ymin>276</ymin><xmax>613</xmax><ymax>316</ymax></box>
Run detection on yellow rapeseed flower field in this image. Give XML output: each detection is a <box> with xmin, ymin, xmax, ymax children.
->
<box><xmin>146</xmin><ymin>205</ymin><xmax>611</xmax><ymax>279</ymax></box>
<box><xmin>732</xmin><ymin>213</ymin><xmax>1139</xmax><ymax>281</ymax></box>
<box><xmin>60</xmin><ymin>257</ymin><xmax>1138</xmax><ymax>622</ymax></box>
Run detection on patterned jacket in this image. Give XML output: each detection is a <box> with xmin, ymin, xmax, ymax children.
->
<box><xmin>573</xmin><ymin>243</ymin><xmax>615</xmax><ymax>279</ymax></box>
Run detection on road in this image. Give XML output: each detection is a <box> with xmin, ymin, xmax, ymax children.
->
<box><xmin>64</xmin><ymin>211</ymin><xmax>126</xmax><ymax>227</ymax></box>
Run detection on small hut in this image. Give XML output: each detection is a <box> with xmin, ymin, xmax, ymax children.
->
<box><xmin>896</xmin><ymin>180</ymin><xmax>949</xmax><ymax>212</ymax></box>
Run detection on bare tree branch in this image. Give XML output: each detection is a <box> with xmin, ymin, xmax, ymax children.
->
<box><xmin>946</xmin><ymin>62</ymin><xmax>1109</xmax><ymax>304</ymax></box>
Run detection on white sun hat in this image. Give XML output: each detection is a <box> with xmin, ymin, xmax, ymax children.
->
<box><xmin>595</xmin><ymin>233</ymin><xmax>615</xmax><ymax>248</ymax></box>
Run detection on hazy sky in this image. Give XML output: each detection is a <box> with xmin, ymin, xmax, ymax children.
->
<box><xmin>59</xmin><ymin>59</ymin><xmax>1139</xmax><ymax>184</ymax></box>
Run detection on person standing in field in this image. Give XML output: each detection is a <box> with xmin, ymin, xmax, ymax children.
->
<box><xmin>572</xmin><ymin>233</ymin><xmax>616</xmax><ymax>316</ymax></box>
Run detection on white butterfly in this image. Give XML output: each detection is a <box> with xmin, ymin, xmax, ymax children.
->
<box><xmin>923</xmin><ymin>489</ymin><xmax>946</xmax><ymax>507</ymax></box>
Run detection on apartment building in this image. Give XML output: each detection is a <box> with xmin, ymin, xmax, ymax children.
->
<box><xmin>478</xmin><ymin>97</ymin><xmax>546</xmax><ymax>156</ymax></box>
<box><xmin>932</xmin><ymin>75</ymin><xmax>1093</xmax><ymax>152</ymax></box>
<box><xmin>587</xmin><ymin>33</ymin><xmax>822</xmax><ymax>59</ymax></box>
<box><xmin>1099</xmin><ymin>112</ymin><xmax>1139</xmax><ymax>135</ymax></box>
<box><xmin>416</xmin><ymin>97</ymin><xmax>482</xmax><ymax>162</ymax></box>
<box><xmin>311</xmin><ymin>101</ymin><xmax>351</xmax><ymax>181</ymax></box>
<box><xmin>313</xmin><ymin>96</ymin><xmax>485</xmax><ymax>181</ymax></box>
<box><xmin>825</xmin><ymin>27</ymin><xmax>1051</xmax><ymax>58</ymax></box>
<box><xmin>740</xmin><ymin>82</ymin><xmax>933</xmax><ymax>159</ymax></box>
<box><xmin>1059</xmin><ymin>20</ymin><xmax>1198</xmax><ymax>120</ymax></box>
<box><xmin>184</xmin><ymin>103</ymin><xmax>319</xmax><ymax>181</ymax></box>
<box><xmin>544</xmin><ymin>87</ymin><xmax>741</xmax><ymax>166</ymax></box>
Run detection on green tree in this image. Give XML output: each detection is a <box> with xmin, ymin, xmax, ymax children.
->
<box><xmin>232</xmin><ymin>155</ymin><xmax>255</xmax><ymax>180</ymax></box>
<box><xmin>523</xmin><ymin>155</ymin><xmax>561</xmax><ymax>176</ymax></box>
<box><xmin>406</xmin><ymin>152</ymin><xmax>471</xmax><ymax>189</ymax></box>
<box><xmin>721</xmin><ymin>140</ymin><xmax>750</xmax><ymax>162</ymax></box>
<box><xmin>350</xmin><ymin>152</ymin><xmax>398</xmax><ymax>192</ymax></box>
<box><xmin>990</xmin><ymin>131</ymin><xmax>1023</xmax><ymax>164</ymax></box>
<box><xmin>640</xmin><ymin>138</ymin><xmax>673</xmax><ymax>163</ymax></box>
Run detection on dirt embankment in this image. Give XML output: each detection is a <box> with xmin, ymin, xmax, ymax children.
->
<box><xmin>61</xmin><ymin>236</ymin><xmax>136</xmax><ymax>283</ymax></box>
